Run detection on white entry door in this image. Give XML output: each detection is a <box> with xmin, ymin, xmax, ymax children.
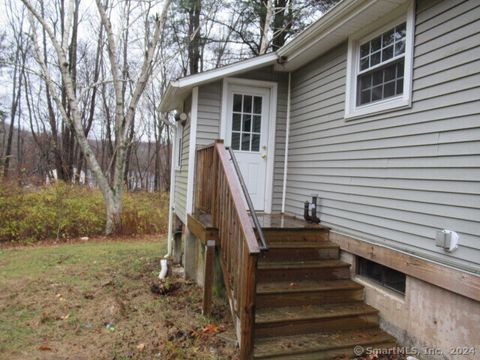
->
<box><xmin>226</xmin><ymin>84</ymin><xmax>271</xmax><ymax>211</ymax></box>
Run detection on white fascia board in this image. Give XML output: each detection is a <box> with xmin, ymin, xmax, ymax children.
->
<box><xmin>158</xmin><ymin>83</ymin><xmax>179</xmax><ymax>112</ymax></box>
<box><xmin>159</xmin><ymin>53</ymin><xmax>278</xmax><ymax>112</ymax></box>
<box><xmin>176</xmin><ymin>53</ymin><xmax>278</xmax><ymax>88</ymax></box>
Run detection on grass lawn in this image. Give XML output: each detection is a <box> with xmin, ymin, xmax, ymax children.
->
<box><xmin>0</xmin><ymin>238</ymin><xmax>237</xmax><ymax>359</ymax></box>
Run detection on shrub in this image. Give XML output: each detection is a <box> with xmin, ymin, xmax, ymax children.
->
<box><xmin>0</xmin><ymin>181</ymin><xmax>168</xmax><ymax>243</ymax></box>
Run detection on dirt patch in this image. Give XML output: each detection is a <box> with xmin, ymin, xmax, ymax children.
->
<box><xmin>0</xmin><ymin>239</ymin><xmax>238</xmax><ymax>359</ymax></box>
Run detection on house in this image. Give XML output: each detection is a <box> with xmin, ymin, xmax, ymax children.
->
<box><xmin>160</xmin><ymin>0</ymin><xmax>480</xmax><ymax>358</ymax></box>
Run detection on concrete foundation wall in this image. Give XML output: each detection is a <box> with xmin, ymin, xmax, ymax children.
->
<box><xmin>341</xmin><ymin>251</ymin><xmax>480</xmax><ymax>360</ymax></box>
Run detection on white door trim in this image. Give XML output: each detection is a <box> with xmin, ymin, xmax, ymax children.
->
<box><xmin>221</xmin><ymin>77</ymin><xmax>278</xmax><ymax>213</ymax></box>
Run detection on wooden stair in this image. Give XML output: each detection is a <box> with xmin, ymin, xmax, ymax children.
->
<box><xmin>253</xmin><ymin>218</ymin><xmax>396</xmax><ymax>359</ymax></box>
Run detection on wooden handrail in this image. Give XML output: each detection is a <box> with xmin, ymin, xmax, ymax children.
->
<box><xmin>195</xmin><ymin>140</ymin><xmax>259</xmax><ymax>359</ymax></box>
<box><xmin>226</xmin><ymin>146</ymin><xmax>268</xmax><ymax>251</ymax></box>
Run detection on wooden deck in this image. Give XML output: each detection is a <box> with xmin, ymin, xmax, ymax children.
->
<box><xmin>192</xmin><ymin>143</ymin><xmax>396</xmax><ymax>359</ymax></box>
<box><xmin>188</xmin><ymin>210</ymin><xmax>397</xmax><ymax>359</ymax></box>
<box><xmin>253</xmin><ymin>213</ymin><xmax>329</xmax><ymax>230</ymax></box>
<box><xmin>189</xmin><ymin>212</ymin><xmax>329</xmax><ymax>238</ymax></box>
<box><xmin>187</xmin><ymin>213</ymin><xmax>218</xmax><ymax>243</ymax></box>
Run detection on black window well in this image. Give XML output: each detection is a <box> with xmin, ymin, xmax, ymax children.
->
<box><xmin>357</xmin><ymin>22</ymin><xmax>406</xmax><ymax>106</ymax></box>
<box><xmin>357</xmin><ymin>257</ymin><xmax>406</xmax><ymax>295</ymax></box>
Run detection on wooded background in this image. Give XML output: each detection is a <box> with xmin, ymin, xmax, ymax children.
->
<box><xmin>0</xmin><ymin>0</ymin><xmax>337</xmax><ymax>189</ymax></box>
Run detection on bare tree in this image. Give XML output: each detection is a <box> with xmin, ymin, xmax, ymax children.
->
<box><xmin>2</xmin><ymin>2</ymin><xmax>29</xmax><ymax>178</ymax></box>
<box><xmin>22</xmin><ymin>0</ymin><xmax>172</xmax><ymax>234</ymax></box>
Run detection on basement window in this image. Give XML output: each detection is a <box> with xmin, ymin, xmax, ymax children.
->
<box><xmin>357</xmin><ymin>257</ymin><xmax>406</xmax><ymax>295</ymax></box>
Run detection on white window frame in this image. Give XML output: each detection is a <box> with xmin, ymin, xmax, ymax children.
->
<box><xmin>345</xmin><ymin>1</ymin><xmax>415</xmax><ymax>120</ymax></box>
<box><xmin>174</xmin><ymin>120</ymin><xmax>184</xmax><ymax>170</ymax></box>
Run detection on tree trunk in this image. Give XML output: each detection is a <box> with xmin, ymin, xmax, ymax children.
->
<box><xmin>23</xmin><ymin>0</ymin><xmax>172</xmax><ymax>235</ymax></box>
<box><xmin>105</xmin><ymin>191</ymin><xmax>122</xmax><ymax>235</ymax></box>
<box><xmin>188</xmin><ymin>0</ymin><xmax>201</xmax><ymax>75</ymax></box>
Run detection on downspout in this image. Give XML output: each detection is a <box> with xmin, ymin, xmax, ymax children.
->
<box><xmin>165</xmin><ymin>124</ymin><xmax>177</xmax><ymax>258</ymax></box>
<box><xmin>281</xmin><ymin>72</ymin><xmax>291</xmax><ymax>213</ymax></box>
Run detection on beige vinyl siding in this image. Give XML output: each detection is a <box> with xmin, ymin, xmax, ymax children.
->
<box><xmin>194</xmin><ymin>67</ymin><xmax>289</xmax><ymax>212</ymax></box>
<box><xmin>285</xmin><ymin>0</ymin><xmax>480</xmax><ymax>273</ymax></box>
<box><xmin>174</xmin><ymin>96</ymin><xmax>192</xmax><ymax>224</ymax></box>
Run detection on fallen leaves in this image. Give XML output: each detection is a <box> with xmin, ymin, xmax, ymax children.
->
<box><xmin>202</xmin><ymin>323</ymin><xmax>220</xmax><ymax>335</ymax></box>
<box><xmin>38</xmin><ymin>345</ymin><xmax>52</xmax><ymax>351</ymax></box>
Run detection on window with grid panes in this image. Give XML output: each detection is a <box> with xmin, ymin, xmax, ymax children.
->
<box><xmin>357</xmin><ymin>22</ymin><xmax>406</xmax><ymax>106</ymax></box>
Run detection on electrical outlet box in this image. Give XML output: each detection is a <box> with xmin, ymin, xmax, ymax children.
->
<box><xmin>435</xmin><ymin>230</ymin><xmax>459</xmax><ymax>252</ymax></box>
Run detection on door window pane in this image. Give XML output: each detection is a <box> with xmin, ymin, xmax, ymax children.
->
<box><xmin>243</xmin><ymin>95</ymin><xmax>252</xmax><ymax>113</ymax></box>
<box><xmin>253</xmin><ymin>115</ymin><xmax>261</xmax><ymax>133</ymax></box>
<box><xmin>233</xmin><ymin>94</ymin><xmax>242</xmax><ymax>112</ymax></box>
<box><xmin>230</xmin><ymin>93</ymin><xmax>263</xmax><ymax>152</ymax></box>
<box><xmin>251</xmin><ymin>134</ymin><xmax>260</xmax><ymax>152</ymax></box>
<box><xmin>253</xmin><ymin>96</ymin><xmax>262</xmax><ymax>114</ymax></box>
<box><xmin>242</xmin><ymin>114</ymin><xmax>251</xmax><ymax>132</ymax></box>
<box><xmin>241</xmin><ymin>133</ymin><xmax>250</xmax><ymax>151</ymax></box>
<box><xmin>231</xmin><ymin>132</ymin><xmax>240</xmax><ymax>150</ymax></box>
<box><xmin>232</xmin><ymin>113</ymin><xmax>241</xmax><ymax>131</ymax></box>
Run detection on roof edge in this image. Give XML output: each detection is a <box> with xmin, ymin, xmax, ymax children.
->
<box><xmin>159</xmin><ymin>53</ymin><xmax>279</xmax><ymax>112</ymax></box>
<box><xmin>278</xmin><ymin>0</ymin><xmax>368</xmax><ymax>59</ymax></box>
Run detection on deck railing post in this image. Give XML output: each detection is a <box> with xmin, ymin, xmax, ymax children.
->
<box><xmin>194</xmin><ymin>140</ymin><xmax>260</xmax><ymax>359</ymax></box>
<box><xmin>202</xmin><ymin>239</ymin><xmax>216</xmax><ymax>315</ymax></box>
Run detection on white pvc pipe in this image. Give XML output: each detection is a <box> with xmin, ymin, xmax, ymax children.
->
<box><xmin>281</xmin><ymin>72</ymin><xmax>292</xmax><ymax>213</ymax></box>
<box><xmin>159</xmin><ymin>259</ymin><xmax>168</xmax><ymax>280</ymax></box>
<box><xmin>165</xmin><ymin>125</ymin><xmax>177</xmax><ymax>258</ymax></box>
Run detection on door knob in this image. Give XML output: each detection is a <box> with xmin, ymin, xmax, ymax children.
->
<box><xmin>261</xmin><ymin>153</ymin><xmax>267</xmax><ymax>159</ymax></box>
